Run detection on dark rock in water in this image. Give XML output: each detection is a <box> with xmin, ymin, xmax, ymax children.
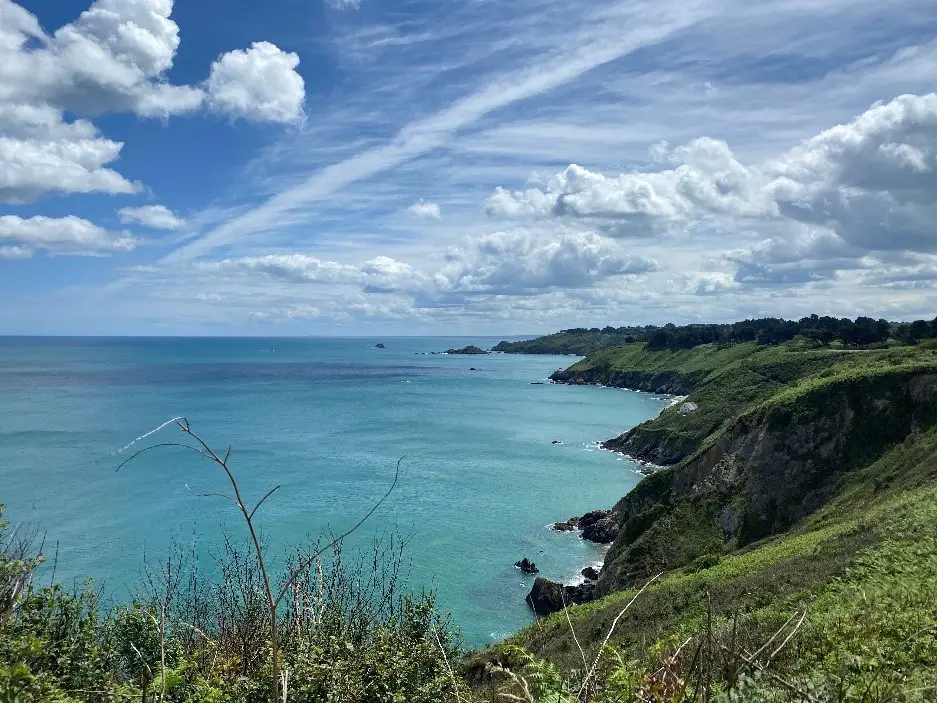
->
<box><xmin>582</xmin><ymin>515</ymin><xmax>619</xmax><ymax>544</ymax></box>
<box><xmin>445</xmin><ymin>345</ymin><xmax>489</xmax><ymax>355</ymax></box>
<box><xmin>552</xmin><ymin>517</ymin><xmax>580</xmax><ymax>531</ymax></box>
<box><xmin>530</xmin><ymin>381</ymin><xmax>545</xmax><ymax>385</ymax></box>
<box><xmin>526</xmin><ymin>577</ymin><xmax>596</xmax><ymax>615</ymax></box>
<box><xmin>514</xmin><ymin>558</ymin><xmax>539</xmax><ymax>574</ymax></box>
<box><xmin>551</xmin><ymin>440</ymin><xmax>562</xmax><ymax>444</ymax></box>
<box><xmin>374</xmin><ymin>343</ymin><xmax>385</xmax><ymax>348</ymax></box>
<box><xmin>550</xmin><ymin>509</ymin><xmax>619</xmax><ymax>542</ymax></box>
<box><xmin>469</xmin><ymin>367</ymin><xmax>477</xmax><ymax>371</ymax></box>
<box><xmin>581</xmin><ymin>566</ymin><xmax>600</xmax><ymax>581</ymax></box>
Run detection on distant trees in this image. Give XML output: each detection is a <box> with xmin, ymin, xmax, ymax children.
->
<box><xmin>557</xmin><ymin>314</ymin><xmax>937</xmax><ymax>351</ymax></box>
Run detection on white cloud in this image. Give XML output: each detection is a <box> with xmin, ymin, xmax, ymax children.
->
<box><xmin>166</xmin><ymin>0</ymin><xmax>714</xmax><ymax>260</ymax></box>
<box><xmin>0</xmin><ymin>245</ymin><xmax>32</xmax><ymax>259</ymax></box>
<box><xmin>435</xmin><ymin>230</ymin><xmax>659</xmax><ymax>296</ymax></box>
<box><xmin>0</xmin><ymin>215</ymin><xmax>137</xmax><ymax>256</ymax></box>
<box><xmin>484</xmin><ymin>93</ymin><xmax>937</xmax><ymax>292</ymax></box>
<box><xmin>119</xmin><ymin>205</ymin><xmax>186</xmax><ymax>230</ymax></box>
<box><xmin>207</xmin><ymin>42</ymin><xmax>305</xmax><ymax>124</ymax></box>
<box><xmin>486</xmin><ymin>138</ymin><xmax>775</xmax><ymax>228</ymax></box>
<box><xmin>407</xmin><ymin>199</ymin><xmax>441</xmax><ymax>219</ymax></box>
<box><xmin>326</xmin><ymin>0</ymin><xmax>361</xmax><ymax>9</ymax></box>
<box><xmin>0</xmin><ymin>0</ymin><xmax>307</xmax><ymax>203</ymax></box>
<box><xmin>767</xmin><ymin>93</ymin><xmax>937</xmax><ymax>254</ymax></box>
<box><xmin>0</xmin><ymin>102</ymin><xmax>140</xmax><ymax>203</ymax></box>
<box><xmin>195</xmin><ymin>253</ymin><xmax>422</xmax><ymax>292</ymax></box>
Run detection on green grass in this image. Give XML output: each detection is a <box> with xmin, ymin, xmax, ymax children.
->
<box><xmin>461</xmin><ymin>343</ymin><xmax>937</xmax><ymax>701</ymax></box>
<box><xmin>468</xmin><ymin>475</ymin><xmax>937</xmax><ymax>700</ymax></box>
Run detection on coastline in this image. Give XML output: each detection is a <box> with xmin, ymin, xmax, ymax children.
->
<box><xmin>531</xmin><ymin>382</ymin><xmax>679</xmax><ymax>607</ymax></box>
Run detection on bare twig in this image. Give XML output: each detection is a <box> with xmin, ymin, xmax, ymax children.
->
<box><xmin>560</xmin><ymin>590</ymin><xmax>589</xmax><ymax>689</ymax></box>
<box><xmin>432</xmin><ymin>627</ymin><xmax>466</xmax><ymax>703</ymax></box>
<box><xmin>116</xmin><ymin>418</ymin><xmax>402</xmax><ymax>703</ymax></box>
<box><xmin>579</xmin><ymin>573</ymin><xmax>662</xmax><ymax>699</ymax></box>
<box><xmin>273</xmin><ymin>457</ymin><xmax>402</xmax><ymax>608</ymax></box>
<box><xmin>250</xmin><ymin>486</ymin><xmax>282</xmax><ymax>521</ymax></box>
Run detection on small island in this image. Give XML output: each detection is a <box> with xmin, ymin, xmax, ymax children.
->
<box><xmin>374</xmin><ymin>342</ymin><xmax>385</xmax><ymax>348</ymax></box>
<box><xmin>444</xmin><ymin>345</ymin><xmax>488</xmax><ymax>355</ymax></box>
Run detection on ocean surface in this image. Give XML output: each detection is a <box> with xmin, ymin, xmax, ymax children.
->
<box><xmin>0</xmin><ymin>337</ymin><xmax>670</xmax><ymax>646</ymax></box>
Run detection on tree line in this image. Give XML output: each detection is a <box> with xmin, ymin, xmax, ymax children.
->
<box><xmin>562</xmin><ymin>315</ymin><xmax>937</xmax><ymax>351</ymax></box>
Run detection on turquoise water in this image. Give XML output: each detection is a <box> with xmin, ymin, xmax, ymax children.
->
<box><xmin>0</xmin><ymin>337</ymin><xmax>669</xmax><ymax>646</ymax></box>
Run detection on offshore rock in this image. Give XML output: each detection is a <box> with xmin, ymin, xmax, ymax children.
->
<box><xmin>581</xmin><ymin>566</ymin><xmax>600</xmax><ymax>581</ymax></box>
<box><xmin>446</xmin><ymin>345</ymin><xmax>488</xmax><ymax>355</ymax></box>
<box><xmin>526</xmin><ymin>578</ymin><xmax>596</xmax><ymax>615</ymax></box>
<box><xmin>514</xmin><ymin>558</ymin><xmax>539</xmax><ymax>575</ymax></box>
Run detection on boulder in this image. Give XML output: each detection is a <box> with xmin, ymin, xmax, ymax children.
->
<box><xmin>374</xmin><ymin>343</ymin><xmax>385</xmax><ymax>349</ymax></box>
<box><xmin>445</xmin><ymin>345</ymin><xmax>489</xmax><ymax>355</ymax></box>
<box><xmin>581</xmin><ymin>566</ymin><xmax>600</xmax><ymax>581</ymax></box>
<box><xmin>552</xmin><ymin>517</ymin><xmax>580</xmax><ymax>532</ymax></box>
<box><xmin>582</xmin><ymin>516</ymin><xmax>619</xmax><ymax>544</ymax></box>
<box><xmin>577</xmin><ymin>509</ymin><xmax>612</xmax><ymax>530</ymax></box>
<box><xmin>514</xmin><ymin>558</ymin><xmax>539</xmax><ymax>575</ymax></box>
<box><xmin>551</xmin><ymin>440</ymin><xmax>562</xmax><ymax>444</ymax></box>
<box><xmin>526</xmin><ymin>578</ymin><xmax>596</xmax><ymax>616</ymax></box>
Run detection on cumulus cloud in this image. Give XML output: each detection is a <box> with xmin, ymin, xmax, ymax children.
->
<box><xmin>0</xmin><ymin>104</ymin><xmax>140</xmax><ymax>203</ymax></box>
<box><xmin>0</xmin><ymin>0</ymin><xmax>307</xmax><ymax>201</ymax></box>
<box><xmin>486</xmin><ymin>93</ymin><xmax>937</xmax><ymax>294</ymax></box>
<box><xmin>435</xmin><ymin>230</ymin><xmax>659</xmax><ymax>295</ymax></box>
<box><xmin>178</xmin><ymin>229</ymin><xmax>656</xmax><ymax>309</ymax></box>
<box><xmin>196</xmin><ymin>253</ymin><xmax>422</xmax><ymax>292</ymax></box>
<box><xmin>118</xmin><ymin>204</ymin><xmax>185</xmax><ymax>230</ymax></box>
<box><xmin>486</xmin><ymin>138</ymin><xmax>775</xmax><ymax>229</ymax></box>
<box><xmin>407</xmin><ymin>199</ymin><xmax>441</xmax><ymax>219</ymax></box>
<box><xmin>767</xmin><ymin>93</ymin><xmax>937</xmax><ymax>254</ymax></box>
<box><xmin>0</xmin><ymin>215</ymin><xmax>137</xmax><ymax>256</ymax></box>
<box><xmin>207</xmin><ymin>42</ymin><xmax>305</xmax><ymax>124</ymax></box>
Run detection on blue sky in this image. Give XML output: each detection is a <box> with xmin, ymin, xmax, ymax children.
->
<box><xmin>2</xmin><ymin>0</ymin><xmax>937</xmax><ymax>335</ymax></box>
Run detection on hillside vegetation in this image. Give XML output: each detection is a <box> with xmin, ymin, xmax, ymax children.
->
<box><xmin>465</xmin><ymin>338</ymin><xmax>937</xmax><ymax>701</ymax></box>
<box><xmin>493</xmin><ymin>315</ymin><xmax>937</xmax><ymax>355</ymax></box>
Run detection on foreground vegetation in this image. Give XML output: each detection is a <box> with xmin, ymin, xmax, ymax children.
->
<box><xmin>5</xmin><ymin>323</ymin><xmax>937</xmax><ymax>701</ymax></box>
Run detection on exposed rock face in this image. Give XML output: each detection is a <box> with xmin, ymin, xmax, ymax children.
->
<box><xmin>446</xmin><ymin>345</ymin><xmax>488</xmax><ymax>355</ymax></box>
<box><xmin>582</xmin><ymin>515</ymin><xmax>619</xmax><ymax>543</ymax></box>
<box><xmin>601</xmin><ymin>430</ymin><xmax>686</xmax><ymax>466</ymax></box>
<box><xmin>514</xmin><ymin>558</ymin><xmax>539</xmax><ymax>574</ymax></box>
<box><xmin>581</xmin><ymin>566</ymin><xmax>600</xmax><ymax>581</ymax></box>
<box><xmin>549</xmin><ymin>368</ymin><xmax>698</xmax><ymax>395</ymax></box>
<box><xmin>374</xmin><ymin>343</ymin><xmax>385</xmax><ymax>348</ymax></box>
<box><xmin>526</xmin><ymin>577</ymin><xmax>596</xmax><ymax>615</ymax></box>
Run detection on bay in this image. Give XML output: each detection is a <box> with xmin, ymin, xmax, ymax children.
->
<box><xmin>0</xmin><ymin>337</ymin><xmax>668</xmax><ymax>646</ymax></box>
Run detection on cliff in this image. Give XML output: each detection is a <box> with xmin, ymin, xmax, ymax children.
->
<box><xmin>598</xmin><ymin>362</ymin><xmax>937</xmax><ymax>593</ymax></box>
<box><xmin>465</xmin><ymin>344</ymin><xmax>937</xmax><ymax>700</ymax></box>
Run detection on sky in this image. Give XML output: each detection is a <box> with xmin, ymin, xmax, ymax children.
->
<box><xmin>1</xmin><ymin>0</ymin><xmax>937</xmax><ymax>335</ymax></box>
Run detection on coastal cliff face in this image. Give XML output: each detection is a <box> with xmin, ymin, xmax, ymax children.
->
<box><xmin>596</xmin><ymin>368</ymin><xmax>937</xmax><ymax>594</ymax></box>
<box><xmin>550</xmin><ymin>366</ymin><xmax>698</xmax><ymax>394</ymax></box>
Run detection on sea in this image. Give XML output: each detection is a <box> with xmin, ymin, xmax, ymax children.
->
<box><xmin>0</xmin><ymin>336</ymin><xmax>670</xmax><ymax>647</ymax></box>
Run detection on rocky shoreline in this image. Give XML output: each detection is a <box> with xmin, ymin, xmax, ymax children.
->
<box><xmin>520</xmin><ymin>508</ymin><xmax>623</xmax><ymax>616</ymax></box>
<box><xmin>520</xmin><ymin>384</ymin><xmax>681</xmax><ymax>616</ymax></box>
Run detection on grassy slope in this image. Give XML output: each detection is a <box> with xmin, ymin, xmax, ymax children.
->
<box><xmin>467</xmin><ymin>428</ymin><xmax>937</xmax><ymax>699</ymax></box>
<box><xmin>566</xmin><ymin>344</ymin><xmax>937</xmax><ymax>466</ymax></box>
<box><xmin>465</xmin><ymin>343</ymin><xmax>937</xmax><ymax>700</ymax></box>
<box><xmin>492</xmin><ymin>332</ymin><xmax>632</xmax><ymax>356</ymax></box>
